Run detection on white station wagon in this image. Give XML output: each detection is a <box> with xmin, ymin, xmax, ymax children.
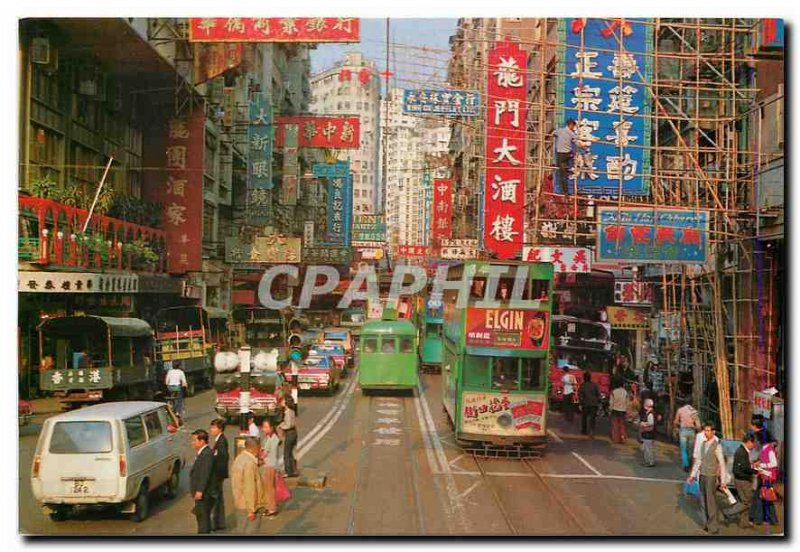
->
<box><xmin>31</xmin><ymin>401</ymin><xmax>185</xmax><ymax>522</ymax></box>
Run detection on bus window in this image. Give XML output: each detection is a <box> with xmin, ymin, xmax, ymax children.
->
<box><xmin>464</xmin><ymin>356</ymin><xmax>491</xmax><ymax>388</ymax></box>
<box><xmin>491</xmin><ymin>357</ymin><xmax>519</xmax><ymax>390</ymax></box>
<box><xmin>363</xmin><ymin>337</ymin><xmax>378</xmax><ymax>353</ymax></box>
<box><xmin>381</xmin><ymin>337</ymin><xmax>397</xmax><ymax>353</ymax></box>
<box><xmin>399</xmin><ymin>337</ymin><xmax>414</xmax><ymax>353</ymax></box>
<box><xmin>521</xmin><ymin>358</ymin><xmax>546</xmax><ymax>390</ymax></box>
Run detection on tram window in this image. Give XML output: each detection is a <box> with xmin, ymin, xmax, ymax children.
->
<box><xmin>521</xmin><ymin>358</ymin><xmax>546</xmax><ymax>390</ymax></box>
<box><xmin>531</xmin><ymin>280</ymin><xmax>550</xmax><ymax>300</ymax></box>
<box><xmin>464</xmin><ymin>356</ymin><xmax>491</xmax><ymax>388</ymax></box>
<box><xmin>381</xmin><ymin>337</ymin><xmax>397</xmax><ymax>353</ymax></box>
<box><xmin>496</xmin><ymin>278</ymin><xmax>515</xmax><ymax>301</ymax></box>
<box><xmin>470</xmin><ymin>278</ymin><xmax>486</xmax><ymax>299</ymax></box>
<box><xmin>399</xmin><ymin>337</ymin><xmax>414</xmax><ymax>353</ymax></box>
<box><xmin>491</xmin><ymin>357</ymin><xmax>519</xmax><ymax>390</ymax></box>
<box><xmin>425</xmin><ymin>323</ymin><xmax>441</xmax><ymax>338</ymax></box>
<box><xmin>363</xmin><ymin>337</ymin><xmax>378</xmax><ymax>353</ymax></box>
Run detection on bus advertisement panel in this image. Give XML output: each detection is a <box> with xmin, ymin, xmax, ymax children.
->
<box><xmin>465</xmin><ymin>308</ymin><xmax>550</xmax><ymax>351</ymax></box>
<box><xmin>461</xmin><ymin>392</ymin><xmax>547</xmax><ymax>436</ymax></box>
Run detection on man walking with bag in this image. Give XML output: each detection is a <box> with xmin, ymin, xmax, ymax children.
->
<box><xmin>722</xmin><ymin>432</ymin><xmax>758</xmax><ymax>529</ymax></box>
<box><xmin>673</xmin><ymin>400</ymin><xmax>702</xmax><ymax>472</ymax></box>
<box><xmin>231</xmin><ymin>437</ymin><xmax>266</xmax><ymax>534</ymax></box>
<box><xmin>687</xmin><ymin>422</ymin><xmax>730</xmax><ymax>534</ymax></box>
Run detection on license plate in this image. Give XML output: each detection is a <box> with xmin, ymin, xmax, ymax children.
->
<box><xmin>67</xmin><ymin>480</ymin><xmax>93</xmax><ymax>495</ymax></box>
<box><xmin>299</xmin><ymin>383</ymin><xmax>311</xmax><ymax>390</ymax></box>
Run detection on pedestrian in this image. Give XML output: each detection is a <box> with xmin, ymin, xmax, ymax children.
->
<box><xmin>639</xmin><ymin>398</ymin><xmax>657</xmax><ymax>467</ymax></box>
<box><xmin>750</xmin><ymin>432</ymin><xmax>779</xmax><ymax>527</ymax></box>
<box><xmin>208</xmin><ymin>418</ymin><xmax>229</xmax><ymax>532</ymax></box>
<box><xmin>247</xmin><ymin>413</ymin><xmax>260</xmax><ymax>438</ymax></box>
<box><xmin>277</xmin><ymin>392</ymin><xmax>299</xmax><ymax>477</ymax></box>
<box><xmin>189</xmin><ymin>429</ymin><xmax>215</xmax><ymax>534</ymax></box>
<box><xmin>259</xmin><ymin>419</ymin><xmax>279</xmax><ymax>517</ymax></box>
<box><xmin>749</xmin><ymin>414</ymin><xmax>775</xmax><ymax>448</ymax></box>
<box><xmin>578</xmin><ymin>370</ymin><xmax>600</xmax><ymax>438</ymax></box>
<box><xmin>721</xmin><ymin>432</ymin><xmax>758</xmax><ymax>529</ymax></box>
<box><xmin>165</xmin><ymin>360</ymin><xmax>188</xmax><ymax>419</ymax></box>
<box><xmin>673</xmin><ymin>400</ymin><xmax>702</xmax><ymax>472</ymax></box>
<box><xmin>552</xmin><ymin>119</ymin><xmax>590</xmax><ymax>195</ymax></box>
<box><xmin>687</xmin><ymin>422</ymin><xmax>730</xmax><ymax>534</ymax></box>
<box><xmin>608</xmin><ymin>377</ymin><xmax>629</xmax><ymax>444</ymax></box>
<box><xmin>561</xmin><ymin>365</ymin><xmax>578</xmax><ymax>422</ymax></box>
<box><xmin>231</xmin><ymin>436</ymin><xmax>266</xmax><ymax>534</ymax></box>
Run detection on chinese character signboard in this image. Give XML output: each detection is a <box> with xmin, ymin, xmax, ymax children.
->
<box><xmin>559</xmin><ymin>18</ymin><xmax>653</xmax><ymax>196</ymax></box>
<box><xmin>353</xmin><ymin>215</ymin><xmax>386</xmax><ymax>242</ymax></box>
<box><xmin>317</xmin><ymin>162</ymin><xmax>352</xmax><ymax>245</ymax></box>
<box><xmin>225</xmin><ymin>236</ymin><xmax>301</xmax><ymax>263</ymax></box>
<box><xmin>606</xmin><ymin>306</ymin><xmax>649</xmax><ymax>330</ymax></box>
<box><xmin>465</xmin><ymin>308</ymin><xmax>550</xmax><ymax>351</ymax></box>
<box><xmin>304</xmin><ymin>221</ymin><xmax>315</xmax><ymax>247</ymax></box>
<box><xmin>302</xmin><ymin>246</ymin><xmax>352</xmax><ymax>265</ymax></box>
<box><xmin>403</xmin><ymin>89</ymin><xmax>480</xmax><ymax>116</ymax></box>
<box><xmin>614</xmin><ymin>280</ymin><xmax>653</xmax><ymax>305</ymax></box>
<box><xmin>432</xmin><ymin>178</ymin><xmax>453</xmax><ymax>240</ymax></box>
<box><xmin>143</xmin><ymin>112</ymin><xmax>204</xmax><ymax>274</ymax></box>
<box><xmin>19</xmin><ymin>271</ymin><xmax>139</xmax><ymax>294</ymax></box>
<box><xmin>193</xmin><ymin>43</ymin><xmax>242</xmax><ymax>84</ymax></box>
<box><xmin>753</xmin><ymin>391</ymin><xmax>773</xmax><ymax>419</ymax></box>
<box><xmin>522</xmin><ymin>246</ymin><xmax>592</xmax><ymax>273</ymax></box>
<box><xmin>276</xmin><ymin>116</ymin><xmax>360</xmax><ymax>149</ymax></box>
<box><xmin>440</xmin><ymin>238</ymin><xmax>479</xmax><ymax>260</ymax></box>
<box><xmin>397</xmin><ymin>245</ymin><xmax>428</xmax><ymax>258</ymax></box>
<box><xmin>248</xmin><ymin>92</ymin><xmax>273</xmax><ymax>190</ymax></box>
<box><xmin>461</xmin><ymin>392</ymin><xmax>547</xmax><ymax>436</ymax></box>
<box><xmin>280</xmin><ymin>124</ymin><xmax>299</xmax><ymax>206</ymax></box>
<box><xmin>485</xmin><ymin>41</ymin><xmax>527</xmax><ymax>259</ymax></box>
<box><xmin>597</xmin><ymin>207</ymin><xmax>709</xmax><ymax>263</ymax></box>
<box><xmin>189</xmin><ymin>17</ymin><xmax>360</xmax><ymax>43</ymax></box>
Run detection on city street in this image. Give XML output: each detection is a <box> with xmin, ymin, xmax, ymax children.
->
<box><xmin>19</xmin><ymin>373</ymin><xmax>784</xmax><ymax>536</ymax></box>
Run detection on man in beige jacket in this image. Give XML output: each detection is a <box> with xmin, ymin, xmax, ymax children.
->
<box><xmin>231</xmin><ymin>437</ymin><xmax>266</xmax><ymax>534</ymax></box>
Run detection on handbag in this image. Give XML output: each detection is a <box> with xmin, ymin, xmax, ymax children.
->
<box><xmin>275</xmin><ymin>473</ymin><xmax>292</xmax><ymax>504</ymax></box>
<box><xmin>760</xmin><ymin>485</ymin><xmax>778</xmax><ymax>503</ymax></box>
<box><xmin>683</xmin><ymin>480</ymin><xmax>700</xmax><ymax>497</ymax></box>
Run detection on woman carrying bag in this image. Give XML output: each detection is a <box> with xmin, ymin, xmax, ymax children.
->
<box><xmin>750</xmin><ymin>437</ymin><xmax>780</xmax><ymax>527</ymax></box>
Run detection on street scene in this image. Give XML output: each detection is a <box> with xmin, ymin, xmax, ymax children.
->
<box><xmin>17</xmin><ymin>14</ymin><xmax>785</xmax><ymax>538</ymax></box>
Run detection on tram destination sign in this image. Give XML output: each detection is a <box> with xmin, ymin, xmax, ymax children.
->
<box><xmin>465</xmin><ymin>308</ymin><xmax>550</xmax><ymax>351</ymax></box>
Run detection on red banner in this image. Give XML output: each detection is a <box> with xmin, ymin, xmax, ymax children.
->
<box><xmin>465</xmin><ymin>308</ymin><xmax>549</xmax><ymax>351</ymax></box>
<box><xmin>193</xmin><ymin>43</ymin><xmax>242</xmax><ymax>84</ymax></box>
<box><xmin>432</xmin><ymin>178</ymin><xmax>453</xmax><ymax>240</ymax></box>
<box><xmin>188</xmin><ymin>17</ymin><xmax>359</xmax><ymax>43</ymax></box>
<box><xmin>484</xmin><ymin>41</ymin><xmax>528</xmax><ymax>259</ymax></box>
<box><xmin>275</xmin><ymin>116</ymin><xmax>360</xmax><ymax>149</ymax></box>
<box><xmin>144</xmin><ymin>112</ymin><xmax>205</xmax><ymax>274</ymax></box>
<box><xmin>398</xmin><ymin>245</ymin><xmax>428</xmax><ymax>257</ymax></box>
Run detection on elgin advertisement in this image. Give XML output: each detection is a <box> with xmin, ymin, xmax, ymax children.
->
<box><xmin>461</xmin><ymin>392</ymin><xmax>546</xmax><ymax>436</ymax></box>
<box><xmin>465</xmin><ymin>308</ymin><xmax>550</xmax><ymax>351</ymax></box>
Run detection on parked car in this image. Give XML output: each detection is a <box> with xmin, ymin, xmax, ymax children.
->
<box><xmin>31</xmin><ymin>401</ymin><xmax>185</xmax><ymax>522</ymax></box>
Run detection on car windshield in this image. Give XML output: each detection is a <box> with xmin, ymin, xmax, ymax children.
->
<box><xmin>49</xmin><ymin>421</ymin><xmax>113</xmax><ymax>454</ymax></box>
<box><xmin>324</xmin><ymin>332</ymin><xmax>348</xmax><ymax>341</ymax></box>
<box><xmin>305</xmin><ymin>355</ymin><xmax>328</xmax><ymax>367</ymax></box>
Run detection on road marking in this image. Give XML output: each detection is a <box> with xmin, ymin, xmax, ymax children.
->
<box><xmin>448</xmin><ymin>453</ymin><xmax>465</xmax><ymax>466</ymax></box>
<box><xmin>376</xmin><ymin>417</ymin><xmax>401</xmax><ymax>425</ymax></box>
<box><xmin>376</xmin><ymin>409</ymin><xmax>401</xmax><ymax>415</ymax></box>
<box><xmin>373</xmin><ymin>438</ymin><xmax>401</xmax><ymax>446</ymax></box>
<box><xmin>547</xmin><ymin>429</ymin><xmax>564</xmax><ymax>444</ymax></box>
<box><xmin>374</xmin><ymin>427</ymin><xmax>403</xmax><ymax>435</ymax></box>
<box><xmin>456</xmin><ymin>480</ymin><xmax>482</xmax><ymax>500</ymax></box>
<box><xmin>296</xmin><ymin>373</ymin><xmax>358</xmax><ymax>459</ymax></box>
<box><xmin>572</xmin><ymin>452</ymin><xmax>603</xmax><ymax>476</ymax></box>
<box><xmin>435</xmin><ymin>470</ymin><xmax>683</xmax><ymax>484</ymax></box>
<box><xmin>297</xmin><ymin>373</ymin><xmax>358</xmax><ymax>450</ymax></box>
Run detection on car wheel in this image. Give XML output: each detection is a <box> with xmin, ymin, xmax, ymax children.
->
<box><xmin>164</xmin><ymin>463</ymin><xmax>180</xmax><ymax>499</ymax></box>
<box><xmin>48</xmin><ymin>505</ymin><xmax>70</xmax><ymax>522</ymax></box>
<box><xmin>133</xmin><ymin>483</ymin><xmax>149</xmax><ymax>522</ymax></box>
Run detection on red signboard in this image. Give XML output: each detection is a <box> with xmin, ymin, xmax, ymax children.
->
<box><xmin>144</xmin><ymin>112</ymin><xmax>205</xmax><ymax>274</ymax></box>
<box><xmin>188</xmin><ymin>17</ymin><xmax>360</xmax><ymax>43</ymax></box>
<box><xmin>432</xmin><ymin>178</ymin><xmax>453</xmax><ymax>239</ymax></box>
<box><xmin>275</xmin><ymin>116</ymin><xmax>360</xmax><ymax>149</ymax></box>
<box><xmin>465</xmin><ymin>308</ymin><xmax>549</xmax><ymax>351</ymax></box>
<box><xmin>193</xmin><ymin>43</ymin><xmax>242</xmax><ymax>84</ymax></box>
<box><xmin>397</xmin><ymin>245</ymin><xmax>429</xmax><ymax>258</ymax></box>
<box><xmin>484</xmin><ymin>41</ymin><xmax>528</xmax><ymax>259</ymax></box>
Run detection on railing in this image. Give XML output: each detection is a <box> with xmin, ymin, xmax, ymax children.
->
<box><xmin>18</xmin><ymin>194</ymin><xmax>167</xmax><ymax>273</ymax></box>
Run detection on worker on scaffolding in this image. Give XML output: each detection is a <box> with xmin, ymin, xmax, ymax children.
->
<box><xmin>553</xmin><ymin>119</ymin><xmax>592</xmax><ymax>196</ymax></box>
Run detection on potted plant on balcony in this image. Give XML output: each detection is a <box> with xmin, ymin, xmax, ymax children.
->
<box><xmin>27</xmin><ymin>175</ymin><xmax>60</xmax><ymax>200</ymax></box>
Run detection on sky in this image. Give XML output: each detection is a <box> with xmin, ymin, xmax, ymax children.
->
<box><xmin>310</xmin><ymin>18</ymin><xmax>458</xmax><ymax>92</ymax></box>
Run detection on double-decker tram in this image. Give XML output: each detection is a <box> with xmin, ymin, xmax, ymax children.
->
<box><xmin>416</xmin><ymin>287</ymin><xmax>444</xmax><ymax>374</ymax></box>
<box><xmin>442</xmin><ymin>260</ymin><xmax>554</xmax><ymax>456</ymax></box>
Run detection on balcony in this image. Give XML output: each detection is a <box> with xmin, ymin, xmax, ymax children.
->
<box><xmin>18</xmin><ymin>195</ymin><xmax>167</xmax><ymax>274</ymax></box>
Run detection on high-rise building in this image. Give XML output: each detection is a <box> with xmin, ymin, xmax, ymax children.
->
<box><xmin>309</xmin><ymin>52</ymin><xmax>381</xmax><ymax>215</ymax></box>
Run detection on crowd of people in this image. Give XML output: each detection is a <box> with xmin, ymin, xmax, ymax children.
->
<box><xmin>188</xmin><ymin>389</ymin><xmax>299</xmax><ymax>534</ymax></box>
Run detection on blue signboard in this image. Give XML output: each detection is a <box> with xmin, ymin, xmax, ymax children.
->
<box><xmin>313</xmin><ymin>162</ymin><xmax>349</xmax><ymax>179</ymax></box>
<box><xmin>403</xmin><ymin>89</ymin><xmax>480</xmax><ymax>116</ymax></box>
<box><xmin>597</xmin><ymin>207</ymin><xmax>709</xmax><ymax>263</ymax></box>
<box><xmin>318</xmin><ymin>162</ymin><xmax>352</xmax><ymax>246</ymax></box>
<box><xmin>559</xmin><ymin>18</ymin><xmax>653</xmax><ymax>196</ymax></box>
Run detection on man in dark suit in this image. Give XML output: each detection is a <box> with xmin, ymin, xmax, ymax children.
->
<box><xmin>578</xmin><ymin>371</ymin><xmax>601</xmax><ymax>438</ymax></box>
<box><xmin>208</xmin><ymin>418</ymin><xmax>230</xmax><ymax>532</ymax></box>
<box><xmin>723</xmin><ymin>431</ymin><xmax>758</xmax><ymax>528</ymax></box>
<box><xmin>190</xmin><ymin>429</ymin><xmax>214</xmax><ymax>534</ymax></box>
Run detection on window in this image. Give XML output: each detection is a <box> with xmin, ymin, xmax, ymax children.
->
<box><xmin>425</xmin><ymin>323</ymin><xmax>442</xmax><ymax>338</ymax></box>
<box><xmin>111</xmin><ymin>338</ymin><xmax>131</xmax><ymax>367</ymax></box>
<box><xmin>399</xmin><ymin>337</ymin><xmax>414</xmax><ymax>353</ymax></box>
<box><xmin>124</xmin><ymin>416</ymin><xmax>147</xmax><ymax>448</ymax></box>
<box><xmin>381</xmin><ymin>337</ymin><xmax>397</xmax><ymax>353</ymax></box>
<box><xmin>49</xmin><ymin>421</ymin><xmax>112</xmax><ymax>454</ymax></box>
<box><xmin>363</xmin><ymin>337</ymin><xmax>378</xmax><ymax>353</ymax></box>
<box><xmin>491</xmin><ymin>357</ymin><xmax>519</xmax><ymax>390</ymax></box>
<box><xmin>521</xmin><ymin>358</ymin><xmax>546</xmax><ymax>390</ymax></box>
<box><xmin>464</xmin><ymin>355</ymin><xmax>491</xmax><ymax>388</ymax></box>
<box><xmin>143</xmin><ymin>411</ymin><xmax>164</xmax><ymax>439</ymax></box>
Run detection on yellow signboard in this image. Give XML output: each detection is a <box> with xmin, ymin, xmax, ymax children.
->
<box><xmin>606</xmin><ymin>306</ymin><xmax>650</xmax><ymax>330</ymax></box>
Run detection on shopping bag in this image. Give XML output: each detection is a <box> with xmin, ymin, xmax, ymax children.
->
<box><xmin>720</xmin><ymin>485</ymin><xmax>738</xmax><ymax>506</ymax></box>
<box><xmin>760</xmin><ymin>485</ymin><xmax>778</xmax><ymax>503</ymax></box>
<box><xmin>275</xmin><ymin>473</ymin><xmax>292</xmax><ymax>504</ymax></box>
<box><xmin>683</xmin><ymin>480</ymin><xmax>700</xmax><ymax>497</ymax></box>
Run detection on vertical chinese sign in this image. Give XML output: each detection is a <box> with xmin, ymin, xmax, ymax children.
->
<box><xmin>560</xmin><ymin>18</ymin><xmax>653</xmax><ymax>196</ymax></box>
<box><xmin>313</xmin><ymin>162</ymin><xmax>352</xmax><ymax>246</ymax></box>
<box><xmin>247</xmin><ymin>92</ymin><xmax>273</xmax><ymax>225</ymax></box>
<box><xmin>432</xmin><ymin>178</ymin><xmax>453</xmax><ymax>241</ymax></box>
<box><xmin>485</xmin><ymin>41</ymin><xmax>527</xmax><ymax>259</ymax></box>
<box><xmin>144</xmin><ymin>113</ymin><xmax>204</xmax><ymax>274</ymax></box>
<box><xmin>280</xmin><ymin>124</ymin><xmax>299</xmax><ymax>205</ymax></box>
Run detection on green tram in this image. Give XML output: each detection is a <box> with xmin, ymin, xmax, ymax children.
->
<box><xmin>357</xmin><ymin>311</ymin><xmax>420</xmax><ymax>394</ymax></box>
<box><xmin>417</xmin><ymin>290</ymin><xmax>444</xmax><ymax>374</ymax></box>
<box><xmin>442</xmin><ymin>261</ymin><xmax>554</xmax><ymax>455</ymax></box>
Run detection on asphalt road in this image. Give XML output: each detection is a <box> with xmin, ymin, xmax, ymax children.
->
<box><xmin>19</xmin><ymin>372</ymin><xmax>785</xmax><ymax>536</ymax></box>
